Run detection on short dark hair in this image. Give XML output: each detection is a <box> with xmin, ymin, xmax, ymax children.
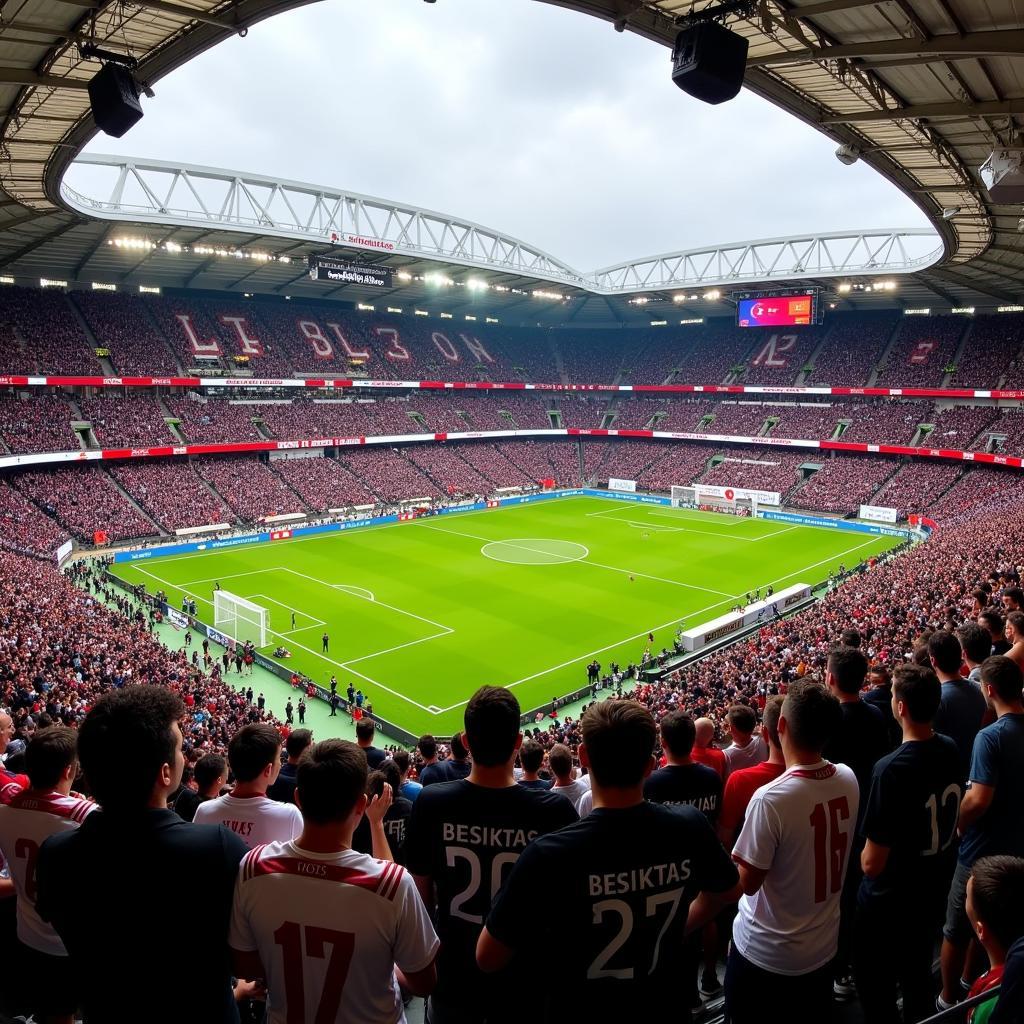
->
<box><xmin>355</xmin><ymin>719</ymin><xmax>375</xmax><ymax>743</ymax></box>
<box><xmin>893</xmin><ymin>664</ymin><xmax>941</xmax><ymax>724</ymax></box>
<box><xmin>1003</xmin><ymin>587</ymin><xmax>1024</xmax><ymax>609</ymax></box>
<box><xmin>193</xmin><ymin>753</ymin><xmax>227</xmax><ymax>791</ymax></box>
<box><xmin>78</xmin><ymin>687</ymin><xmax>184</xmax><ymax>811</ymax></box>
<box><xmin>582</xmin><ymin>701</ymin><xmax>656</xmax><ymax>788</ymax></box>
<box><xmin>727</xmin><ymin>704</ymin><xmax>757</xmax><ymax>735</ymax></box>
<box><xmin>450</xmin><ymin>734</ymin><xmax>468</xmax><ymax>760</ymax></box>
<box><xmin>979</xmin><ymin>609</ymin><xmax>1005</xmax><ymax>638</ymax></box>
<box><xmin>973</xmin><ymin>588</ymin><xmax>990</xmax><ymax>609</ymax></box>
<box><xmin>25</xmin><ymin>726</ymin><xmax>77</xmax><ymax>791</ymax></box>
<box><xmin>228</xmin><ymin>724</ymin><xmax>282</xmax><ymax>783</ymax></box>
<box><xmin>981</xmin><ymin>655</ymin><xmax>1024</xmax><ymax>704</ymax></box>
<box><xmin>840</xmin><ymin>628</ymin><xmax>862</xmax><ymax>648</ymax></box>
<box><xmin>762</xmin><ymin>695</ymin><xmax>784</xmax><ymax>748</ymax></box>
<box><xmin>958</xmin><ymin>623</ymin><xmax>993</xmax><ymax>666</ymax></box>
<box><xmin>659</xmin><ymin>711</ymin><xmax>695</xmax><ymax>758</ymax></box>
<box><xmin>392</xmin><ymin>749</ymin><xmax>412</xmax><ymax>775</ymax></box>
<box><xmin>928</xmin><ymin>631</ymin><xmax>964</xmax><ymax>675</ymax></box>
<box><xmin>828</xmin><ymin>646</ymin><xmax>869</xmax><ymax>695</ymax></box>
<box><xmin>1008</xmin><ymin>611</ymin><xmax>1024</xmax><ymax>638</ymax></box>
<box><xmin>519</xmin><ymin>738</ymin><xmax>544</xmax><ymax>774</ymax></box>
<box><xmin>867</xmin><ymin>663</ymin><xmax>890</xmax><ymax>686</ymax></box>
<box><xmin>285</xmin><ymin>729</ymin><xmax>313</xmax><ymax>760</ymax></box>
<box><xmin>296</xmin><ymin>739</ymin><xmax>367</xmax><ymax>825</ymax></box>
<box><xmin>464</xmin><ymin>686</ymin><xmax>521</xmax><ymax>766</ymax></box>
<box><xmin>548</xmin><ymin>743</ymin><xmax>573</xmax><ymax>778</ymax></box>
<box><xmin>970</xmin><ymin>856</ymin><xmax>1024</xmax><ymax>950</ymax></box>
<box><xmin>418</xmin><ymin>734</ymin><xmax>437</xmax><ymax>760</ymax></box>
<box><xmin>781</xmin><ymin>680</ymin><xmax>841</xmax><ymax>753</ymax></box>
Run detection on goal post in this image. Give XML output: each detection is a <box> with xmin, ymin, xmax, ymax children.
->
<box><xmin>671</xmin><ymin>485</ymin><xmax>758</xmax><ymax>518</ymax></box>
<box><xmin>214</xmin><ymin>590</ymin><xmax>268</xmax><ymax>647</ymax></box>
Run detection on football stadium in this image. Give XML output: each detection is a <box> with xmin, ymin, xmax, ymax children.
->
<box><xmin>0</xmin><ymin>0</ymin><xmax>1023</xmax><ymax>1021</ymax></box>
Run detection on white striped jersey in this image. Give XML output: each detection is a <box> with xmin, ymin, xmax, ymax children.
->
<box><xmin>230</xmin><ymin>841</ymin><xmax>439</xmax><ymax>1024</ymax></box>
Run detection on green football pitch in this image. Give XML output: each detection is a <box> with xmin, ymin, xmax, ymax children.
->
<box><xmin>110</xmin><ymin>496</ymin><xmax>903</xmax><ymax>736</ymax></box>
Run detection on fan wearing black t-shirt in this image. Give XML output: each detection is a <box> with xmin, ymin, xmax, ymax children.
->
<box><xmin>405</xmin><ymin>686</ymin><xmax>577</xmax><ymax>1024</ymax></box>
<box><xmin>853</xmin><ymin>664</ymin><xmax>962</xmax><ymax>1024</ymax></box>
<box><xmin>478</xmin><ymin>700</ymin><xmax>740</xmax><ymax>1021</ymax></box>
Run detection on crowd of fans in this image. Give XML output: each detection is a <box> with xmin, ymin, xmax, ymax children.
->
<box><xmin>790</xmin><ymin>457</ymin><xmax>899</xmax><ymax>515</ymax></box>
<box><xmin>109</xmin><ymin>460</ymin><xmax>235</xmax><ymax>532</ymax></box>
<box><xmin>77</xmin><ymin>395</ymin><xmax>176</xmax><ymax>449</ymax></box>
<box><xmin>71</xmin><ymin>291</ymin><xmax>181</xmax><ymax>376</ymax></box>
<box><xmin>0</xmin><ymin>395</ymin><xmax>79</xmax><ymax>454</ymax></box>
<box><xmin>876</xmin><ymin>316</ymin><xmax>968</xmax><ymax>388</ymax></box>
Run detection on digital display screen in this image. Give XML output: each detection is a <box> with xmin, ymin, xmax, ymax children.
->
<box><xmin>737</xmin><ymin>292</ymin><xmax>816</xmax><ymax>328</ymax></box>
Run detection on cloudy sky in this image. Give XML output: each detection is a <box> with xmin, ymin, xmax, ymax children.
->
<box><xmin>72</xmin><ymin>0</ymin><xmax>931</xmax><ymax>271</ymax></box>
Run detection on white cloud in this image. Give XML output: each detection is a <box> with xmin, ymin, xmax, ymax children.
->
<box><xmin>78</xmin><ymin>0</ymin><xmax>932</xmax><ymax>270</ymax></box>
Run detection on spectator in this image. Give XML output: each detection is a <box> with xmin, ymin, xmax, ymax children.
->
<box><xmin>1006</xmin><ymin>612</ymin><xmax>1024</xmax><ymax>672</ymax></box>
<box><xmin>230</xmin><ymin>739</ymin><xmax>439</xmax><ymax>1022</ymax></box>
<box><xmin>266</xmin><ymin>729</ymin><xmax>313</xmax><ymax>805</ymax></box>
<box><xmin>477</xmin><ymin>700</ymin><xmax>740</xmax><ymax>1019</ymax></box>
<box><xmin>356</xmin><ymin>718</ymin><xmax>386</xmax><ymax>769</ymax></box>
<box><xmin>726</xmin><ymin>680</ymin><xmax>859</xmax><ymax>1024</ymax></box>
<box><xmin>445</xmin><ymin>733</ymin><xmax>472</xmax><ymax>780</ymax></box>
<box><xmin>854</xmin><ymin>664</ymin><xmax>963</xmax><ymax>1024</ymax></box>
<box><xmin>417</xmin><ymin>734</ymin><xmax>449</xmax><ymax>787</ymax></box>
<box><xmin>353</xmin><ymin>760</ymin><xmax>414</xmax><ymax>864</ymax></box>
<box><xmin>643</xmin><ymin>710</ymin><xmax>722</xmax><ymax>820</ymax></box>
<box><xmin>406</xmin><ymin>686</ymin><xmax>576</xmax><ymax>1024</ymax></box>
<box><xmin>941</xmin><ymin>656</ymin><xmax>1024</xmax><ymax>1009</ymax></box>
<box><xmin>194</xmin><ymin>723</ymin><xmax>303</xmax><ymax>847</ymax></box>
<box><xmin>549</xmin><ymin>742</ymin><xmax>589</xmax><ymax>806</ymax></box>
<box><xmin>933</xmin><ymin>630</ymin><xmax>988</xmax><ymax>784</ymax></box>
<box><xmin>692</xmin><ymin>716</ymin><xmax>727</xmax><ymax>781</ymax></box>
<box><xmin>962</xmin><ymin>623</ymin><xmax>996</xmax><ymax>684</ymax></box>
<box><xmin>0</xmin><ymin>710</ymin><xmax>29</xmax><ymax>797</ymax></box>
<box><xmin>35</xmin><ymin>687</ymin><xmax>250</xmax><ymax>1024</ymax></box>
<box><xmin>392</xmin><ymin>749</ymin><xmax>422</xmax><ymax>803</ymax></box>
<box><xmin>862</xmin><ymin>662</ymin><xmax>901</xmax><ymax>750</ymax></box>
<box><xmin>517</xmin><ymin>738</ymin><xmax>552</xmax><ymax>790</ymax></box>
<box><xmin>980</xmin><ymin>609</ymin><xmax>1011</xmax><ymax>656</ymax></box>
<box><xmin>174</xmin><ymin>752</ymin><xmax>227</xmax><ymax>822</ymax></box>
<box><xmin>723</xmin><ymin>704</ymin><xmax>768</xmax><ymax>775</ymax></box>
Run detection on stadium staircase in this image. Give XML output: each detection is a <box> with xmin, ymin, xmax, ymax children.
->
<box><xmin>104</xmin><ymin>469</ymin><xmax>167</xmax><ymax>535</ymax></box>
<box><xmin>795</xmin><ymin>325</ymin><xmax>836</xmax><ymax>385</ymax></box>
<box><xmin>942</xmin><ymin>319</ymin><xmax>975</xmax><ymax>388</ymax></box>
<box><xmin>62</xmin><ymin>294</ymin><xmax>117</xmax><ymax>376</ymax></box>
<box><xmin>868</xmin><ymin>317</ymin><xmax>912</xmax><ymax>387</ymax></box>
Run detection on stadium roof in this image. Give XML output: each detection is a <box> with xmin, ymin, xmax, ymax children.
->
<box><xmin>0</xmin><ymin>0</ymin><xmax>1021</xmax><ymax>323</ymax></box>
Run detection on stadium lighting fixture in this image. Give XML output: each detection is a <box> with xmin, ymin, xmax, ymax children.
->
<box><xmin>650</xmin><ymin>320</ymin><xmax>668</xmax><ymax>326</ymax></box>
<box><xmin>387</xmin><ymin>306</ymin><xmax>403</xmax><ymax>314</ymax></box>
<box><xmin>703</xmin><ymin>290</ymin><xmax>721</xmax><ymax>301</ymax></box>
<box><xmin>829</xmin><ymin>302</ymin><xmax>837</xmax><ymax>309</ymax></box>
<box><xmin>91</xmin><ymin>282</ymin><xmax>116</xmax><ymax>291</ymax></box>
<box><xmin>493</xmin><ymin>285</ymin><xmax>509</xmax><ymax>293</ymax></box>
<box><xmin>629</xmin><ymin>297</ymin><xmax>649</xmax><ymax>306</ymax></box>
<box><xmin>440</xmin><ymin>312</ymin><xmax>453</xmax><ymax>319</ymax></box>
<box><xmin>243</xmin><ymin>292</ymin><xmax>252</xmax><ymax>298</ymax></box>
<box><xmin>836</xmin><ymin>283</ymin><xmax>852</xmax><ymax>293</ymax></box>
<box><xmin>40</xmin><ymin>278</ymin><xmax>67</xmax><ymax>288</ymax></box>
<box><xmin>904</xmin><ymin>308</ymin><xmax>930</xmax><ymax>315</ymax></box>
<box><xmin>425</xmin><ymin>272</ymin><xmax>453</xmax><ymax>287</ymax></box>
<box><xmin>465</xmin><ymin>315</ymin><xmax>477</xmax><ymax>321</ymax></box>
<box><xmin>139</xmin><ymin>285</ymin><xmax>160</xmax><ymax>294</ymax></box>
<box><xmin>357</xmin><ymin>303</ymin><xmax>376</xmax><ymax>311</ymax></box>
<box><xmin>835</xmin><ymin>144</ymin><xmax>860</xmax><ymax>165</ymax></box>
<box><xmin>875</xmin><ymin>280</ymin><xmax>897</xmax><ymax>291</ymax></box>
<box><xmin>942</xmin><ymin>207</ymin><xmax>961</xmax><ymax>220</ymax></box>
<box><xmin>414</xmin><ymin>310</ymin><xmax>429</xmax><ymax>317</ymax></box>
<box><xmin>465</xmin><ymin>279</ymin><xmax>488</xmax><ymax>292</ymax></box>
<box><xmin>397</xmin><ymin>271</ymin><xmax>413</xmax><ymax>282</ymax></box>
<box><xmin>485</xmin><ymin>317</ymin><xmax>499</xmax><ymax>324</ymax></box>
<box><xmin>673</xmin><ymin>294</ymin><xmax>687</xmax><ymax>303</ymax></box>
<box><xmin>0</xmin><ymin>276</ymin><xmax>13</xmax><ymax>285</ymax></box>
<box><xmin>998</xmin><ymin>305</ymin><xmax>1024</xmax><ymax>313</ymax></box>
<box><xmin>533</xmin><ymin>290</ymin><xmax>564</xmax><ymax>301</ymax></box>
<box><xmin>680</xmin><ymin>318</ymin><xmax>704</xmax><ymax>325</ymax></box>
<box><xmin>951</xmin><ymin>307</ymin><xmax>975</xmax><ymax>314</ymax></box>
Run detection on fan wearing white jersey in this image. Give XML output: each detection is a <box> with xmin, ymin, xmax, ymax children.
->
<box><xmin>230</xmin><ymin>739</ymin><xmax>439</xmax><ymax>1024</ymax></box>
<box><xmin>0</xmin><ymin>726</ymin><xmax>95</xmax><ymax>1024</ymax></box>
<box><xmin>195</xmin><ymin>723</ymin><xmax>302</xmax><ymax>848</ymax></box>
<box><xmin>726</xmin><ymin>680</ymin><xmax>860</xmax><ymax>1024</ymax></box>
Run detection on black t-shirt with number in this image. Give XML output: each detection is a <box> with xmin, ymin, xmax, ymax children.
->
<box><xmin>351</xmin><ymin>795</ymin><xmax>414</xmax><ymax>864</ymax></box>
<box><xmin>643</xmin><ymin>762</ymin><xmax>723</xmax><ymax>822</ymax></box>
<box><xmin>405</xmin><ymin>779</ymin><xmax>578</xmax><ymax>1010</ymax></box>
<box><xmin>486</xmin><ymin>801</ymin><xmax>738</xmax><ymax>1020</ymax></box>
<box><xmin>858</xmin><ymin>734</ymin><xmax>962</xmax><ymax>908</ymax></box>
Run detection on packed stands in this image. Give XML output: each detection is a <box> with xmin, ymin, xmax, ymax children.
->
<box><xmin>923</xmin><ymin>404</ymin><xmax>998</xmax><ymax>448</ymax></box>
<box><xmin>338</xmin><ymin>448</ymin><xmax>444</xmax><ymax>503</ymax></box>
<box><xmin>950</xmin><ymin>313</ymin><xmax>1024</xmax><ymax>388</ymax></box>
<box><xmin>557</xmin><ymin>331</ymin><xmax>626</xmax><ymax>383</ymax></box>
<box><xmin>404</xmin><ymin>443</ymin><xmax>494</xmax><ymax>495</ymax></box>
<box><xmin>78</xmin><ymin>395</ymin><xmax>176</xmax><ymax>448</ymax></box>
<box><xmin>834</xmin><ymin>401</ymin><xmax>921</xmax><ymax>445</ymax></box>
<box><xmin>194</xmin><ymin>456</ymin><xmax>305</xmax><ymax>522</ymax></box>
<box><xmin>771</xmin><ymin>402</ymin><xmax>842</xmax><ymax>439</ymax></box>
<box><xmin>454</xmin><ymin>442</ymin><xmax>536</xmax><ymax>490</ymax></box>
<box><xmin>271</xmin><ymin>454</ymin><xmax>379</xmax><ymax>511</ymax></box>
<box><xmin>636</xmin><ymin>442</ymin><xmax>715</xmax><ymax>493</ymax></box>
<box><xmin>805</xmin><ymin>313</ymin><xmax>897</xmax><ymax>386</ymax></box>
<box><xmin>871</xmin><ymin>461</ymin><xmax>963</xmax><ymax>517</ymax></box>
<box><xmin>0</xmin><ymin>286</ymin><xmax>101</xmax><ymax>374</ymax></box>
<box><xmin>0</xmin><ymin>394</ymin><xmax>77</xmax><ymax>453</ymax></box>
<box><xmin>0</xmin><ymin>478</ymin><xmax>70</xmax><ymax>556</ymax></box>
<box><xmin>109</xmin><ymin>460</ymin><xmax>235</xmax><ymax>532</ymax></box>
<box><xmin>71</xmin><ymin>291</ymin><xmax>179</xmax><ymax>376</ymax></box>
<box><xmin>875</xmin><ymin>314</ymin><xmax>966</xmax><ymax>387</ymax></box>
<box><xmin>739</xmin><ymin>324</ymin><xmax>829</xmax><ymax>385</ymax></box>
<box><xmin>167</xmin><ymin>397</ymin><xmax>265</xmax><ymax>444</ymax></box>
<box><xmin>699</xmin><ymin>449</ymin><xmax>806</xmax><ymax>496</ymax></box>
<box><xmin>789</xmin><ymin>456</ymin><xmax>897</xmax><ymax>515</ymax></box>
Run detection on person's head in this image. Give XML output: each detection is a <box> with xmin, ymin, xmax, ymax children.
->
<box><xmin>973</xmin><ymin>588</ymin><xmax>990</xmax><ymax>612</ymax></box>
<box><xmin>980</xmin><ymin>655</ymin><xmax>1024</xmax><ymax>708</ymax></box>
<box><xmin>0</xmin><ymin>712</ymin><xmax>13</xmax><ymax>755</ymax></box>
<box><xmin>193</xmin><ymin>753</ymin><xmax>228</xmax><ymax>795</ymax></box>
<box><xmin>25</xmin><ymin>726</ymin><xmax>78</xmax><ymax>791</ymax></box>
<box><xmin>826</xmin><ymin>646</ymin><xmax>869</xmax><ymax>696</ymax></box>
<box><xmin>78</xmin><ymin>687</ymin><xmax>185</xmax><ymax>812</ymax></box>
<box><xmin>369</xmin><ymin>760</ymin><xmax>402</xmax><ymax>799</ymax></box>
<box><xmin>580</xmin><ymin>700</ymin><xmax>656</xmax><ymax>789</ymax></box>
<box><xmin>228</xmin><ymin>724</ymin><xmax>283</xmax><ymax>786</ymax></box>
<box><xmin>761</xmin><ymin>695</ymin><xmax>783</xmax><ymax>750</ymax></box>
<box><xmin>927</xmin><ymin>630</ymin><xmax>964</xmax><ymax>678</ymax></box>
<box><xmin>726</xmin><ymin>705</ymin><xmax>757</xmax><ymax>743</ymax></box>
<box><xmin>295</xmin><ymin>739</ymin><xmax>368</xmax><ymax>827</ymax></box>
<box><xmin>979</xmin><ymin>609</ymin><xmax>1006</xmax><ymax>644</ymax></box>
<box><xmin>418</xmin><ymin>734</ymin><xmax>438</xmax><ymax>762</ymax></box>
<box><xmin>892</xmin><ymin>664</ymin><xmax>941</xmax><ymax>725</ymax></box>
<box><xmin>450</xmin><ymin>733</ymin><xmax>469</xmax><ymax>762</ymax></box>
<box><xmin>693</xmin><ymin>717</ymin><xmax>716</xmax><ymax>749</ymax></box>
<box><xmin>548</xmin><ymin>743</ymin><xmax>574</xmax><ymax>782</ymax></box>
<box><xmin>463</xmin><ymin>686</ymin><xmax>522</xmax><ymax>767</ymax></box>
<box><xmin>659</xmin><ymin>710</ymin><xmax>695</xmax><ymax>761</ymax></box>
<box><xmin>1002</xmin><ymin>587</ymin><xmax>1024</xmax><ymax>612</ymax></box>
<box><xmin>779</xmin><ymin>680</ymin><xmax>841</xmax><ymax>757</ymax></box>
<box><xmin>285</xmin><ymin>729</ymin><xmax>313</xmax><ymax>763</ymax></box>
<box><xmin>867</xmin><ymin>663</ymin><xmax>890</xmax><ymax>690</ymax></box>
<box><xmin>355</xmin><ymin>719</ymin><xmax>375</xmax><ymax>747</ymax></box>
<box><xmin>1007</xmin><ymin>611</ymin><xmax>1024</xmax><ymax>645</ymax></box>
<box><xmin>392</xmin><ymin>749</ymin><xmax>412</xmax><ymax>779</ymax></box>
<box><xmin>839</xmin><ymin>628</ymin><xmax>862</xmax><ymax>649</ymax></box>
<box><xmin>519</xmin><ymin>738</ymin><xmax>544</xmax><ymax>775</ymax></box>
<box><xmin>957</xmin><ymin>623</ymin><xmax>992</xmax><ymax>669</ymax></box>
<box><xmin>967</xmin><ymin>856</ymin><xmax>1024</xmax><ymax>958</ymax></box>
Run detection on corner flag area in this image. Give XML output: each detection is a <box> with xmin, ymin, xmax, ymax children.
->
<box><xmin>111</xmin><ymin>496</ymin><xmax>902</xmax><ymax>736</ymax></box>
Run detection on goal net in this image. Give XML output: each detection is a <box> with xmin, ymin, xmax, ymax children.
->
<box><xmin>671</xmin><ymin>485</ymin><xmax>758</xmax><ymax>517</ymax></box>
<box><xmin>214</xmin><ymin>590</ymin><xmax>268</xmax><ymax>647</ymax></box>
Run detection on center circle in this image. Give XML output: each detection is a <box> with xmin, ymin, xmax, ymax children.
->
<box><xmin>481</xmin><ymin>538</ymin><xmax>589</xmax><ymax>565</ymax></box>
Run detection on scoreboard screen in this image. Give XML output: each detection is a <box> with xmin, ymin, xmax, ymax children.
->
<box><xmin>736</xmin><ymin>290</ymin><xmax>819</xmax><ymax>328</ymax></box>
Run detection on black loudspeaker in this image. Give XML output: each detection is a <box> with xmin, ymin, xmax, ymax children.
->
<box><xmin>671</xmin><ymin>22</ymin><xmax>749</xmax><ymax>105</ymax></box>
<box><xmin>88</xmin><ymin>63</ymin><xmax>144</xmax><ymax>138</ymax></box>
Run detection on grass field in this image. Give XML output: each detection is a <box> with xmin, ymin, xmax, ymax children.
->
<box><xmin>110</xmin><ymin>496</ymin><xmax>903</xmax><ymax>736</ymax></box>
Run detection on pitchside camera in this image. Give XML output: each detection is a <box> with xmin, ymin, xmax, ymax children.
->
<box><xmin>671</xmin><ymin>22</ymin><xmax>749</xmax><ymax>105</ymax></box>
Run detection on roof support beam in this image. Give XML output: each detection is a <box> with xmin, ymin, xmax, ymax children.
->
<box><xmin>0</xmin><ymin>69</ymin><xmax>90</xmax><ymax>90</ymax></box>
<box><xmin>0</xmin><ymin>219</ymin><xmax>80</xmax><ymax>268</ymax></box>
<box><xmin>54</xmin><ymin>0</ymin><xmax>242</xmax><ymax>31</ymax></box>
<box><xmin>788</xmin><ymin>0</ymin><xmax>881</xmax><ymax>17</ymax></box>
<box><xmin>821</xmin><ymin>99</ymin><xmax>1024</xmax><ymax>124</ymax></box>
<box><xmin>749</xmin><ymin>30</ymin><xmax>1024</xmax><ymax>68</ymax></box>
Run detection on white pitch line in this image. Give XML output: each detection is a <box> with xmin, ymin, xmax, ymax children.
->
<box><xmin>415</xmin><ymin>521</ymin><xmax>736</xmax><ymax>598</ymax></box>
<box><xmin>747</xmin><ymin>525</ymin><xmax>799</xmax><ymax>543</ymax></box>
<box><xmin>244</xmin><ymin>593</ymin><xmax>325</xmax><ymax>631</ymax></box>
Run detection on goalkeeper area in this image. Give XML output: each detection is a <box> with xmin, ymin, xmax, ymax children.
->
<box><xmin>109</xmin><ymin>495</ymin><xmax>904</xmax><ymax>737</ymax></box>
